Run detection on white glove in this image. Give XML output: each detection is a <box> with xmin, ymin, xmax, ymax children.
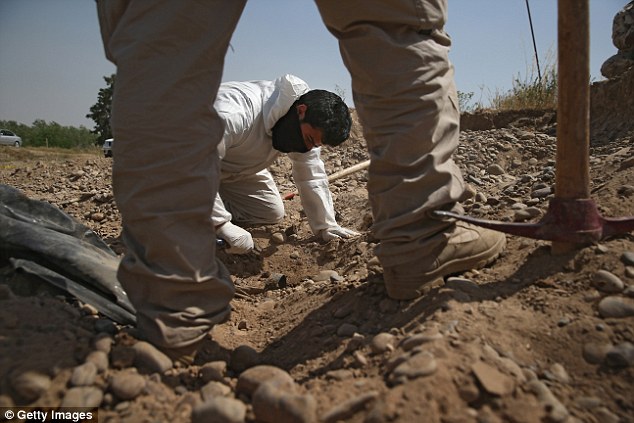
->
<box><xmin>320</xmin><ymin>226</ymin><xmax>360</xmax><ymax>242</ymax></box>
<box><xmin>216</xmin><ymin>222</ymin><xmax>254</xmax><ymax>255</ymax></box>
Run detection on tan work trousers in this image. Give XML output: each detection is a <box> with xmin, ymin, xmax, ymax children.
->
<box><xmin>97</xmin><ymin>0</ymin><xmax>247</xmax><ymax>349</ymax></box>
<box><xmin>97</xmin><ymin>0</ymin><xmax>465</xmax><ymax>349</ymax></box>
<box><xmin>316</xmin><ymin>0</ymin><xmax>467</xmax><ymax>267</ymax></box>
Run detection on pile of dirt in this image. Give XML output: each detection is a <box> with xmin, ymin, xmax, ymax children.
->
<box><xmin>0</xmin><ymin>101</ymin><xmax>633</xmax><ymax>422</ymax></box>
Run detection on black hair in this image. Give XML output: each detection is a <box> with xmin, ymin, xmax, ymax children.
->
<box><xmin>296</xmin><ymin>89</ymin><xmax>351</xmax><ymax>147</ymax></box>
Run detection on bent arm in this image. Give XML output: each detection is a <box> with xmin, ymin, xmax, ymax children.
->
<box><xmin>289</xmin><ymin>149</ymin><xmax>339</xmax><ymax>235</ymax></box>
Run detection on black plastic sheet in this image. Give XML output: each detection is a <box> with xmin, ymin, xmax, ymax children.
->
<box><xmin>0</xmin><ymin>184</ymin><xmax>135</xmax><ymax>324</ymax></box>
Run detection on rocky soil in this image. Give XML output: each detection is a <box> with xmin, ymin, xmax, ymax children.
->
<box><xmin>1</xmin><ymin>83</ymin><xmax>633</xmax><ymax>422</ymax></box>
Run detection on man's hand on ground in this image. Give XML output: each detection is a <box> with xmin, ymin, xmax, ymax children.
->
<box><xmin>320</xmin><ymin>226</ymin><xmax>360</xmax><ymax>241</ymax></box>
<box><xmin>216</xmin><ymin>222</ymin><xmax>254</xmax><ymax>254</ymax></box>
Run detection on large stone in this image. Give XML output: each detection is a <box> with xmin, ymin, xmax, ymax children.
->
<box><xmin>192</xmin><ymin>397</ymin><xmax>247</xmax><ymax>423</ymax></box>
<box><xmin>601</xmin><ymin>52</ymin><xmax>634</xmax><ymax>80</ymax></box>
<box><xmin>598</xmin><ymin>296</ymin><xmax>634</xmax><ymax>318</ymax></box>
<box><xmin>252</xmin><ymin>380</ymin><xmax>317</xmax><ymax>423</ymax></box>
<box><xmin>10</xmin><ymin>371</ymin><xmax>51</xmax><ymax>402</ymax></box>
<box><xmin>472</xmin><ymin>361</ymin><xmax>515</xmax><ymax>396</ymax></box>
<box><xmin>133</xmin><ymin>341</ymin><xmax>172</xmax><ymax>373</ymax></box>
<box><xmin>236</xmin><ymin>365</ymin><xmax>296</xmax><ymax>397</ymax></box>
<box><xmin>612</xmin><ymin>1</ymin><xmax>634</xmax><ymax>51</ymax></box>
<box><xmin>61</xmin><ymin>387</ymin><xmax>104</xmax><ymax>408</ymax></box>
<box><xmin>109</xmin><ymin>372</ymin><xmax>146</xmax><ymax>400</ymax></box>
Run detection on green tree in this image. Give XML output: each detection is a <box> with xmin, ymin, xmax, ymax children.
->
<box><xmin>86</xmin><ymin>74</ymin><xmax>115</xmax><ymax>144</ymax></box>
<box><xmin>0</xmin><ymin>119</ymin><xmax>96</xmax><ymax>148</ymax></box>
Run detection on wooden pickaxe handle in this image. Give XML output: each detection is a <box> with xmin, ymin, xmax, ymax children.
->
<box><xmin>556</xmin><ymin>0</ymin><xmax>590</xmax><ymax>200</ymax></box>
<box><xmin>283</xmin><ymin>159</ymin><xmax>370</xmax><ymax>200</ymax></box>
<box><xmin>553</xmin><ymin>0</ymin><xmax>591</xmax><ymax>252</ymax></box>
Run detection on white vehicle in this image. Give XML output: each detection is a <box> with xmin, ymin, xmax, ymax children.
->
<box><xmin>102</xmin><ymin>138</ymin><xmax>113</xmax><ymax>157</ymax></box>
<box><xmin>0</xmin><ymin>129</ymin><xmax>22</xmax><ymax>147</ymax></box>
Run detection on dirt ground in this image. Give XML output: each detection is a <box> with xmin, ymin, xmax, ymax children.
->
<box><xmin>1</xmin><ymin>79</ymin><xmax>633</xmax><ymax>422</ymax></box>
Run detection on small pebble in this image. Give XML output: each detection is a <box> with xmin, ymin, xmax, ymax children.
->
<box><xmin>445</xmin><ymin>277</ymin><xmax>481</xmax><ymax>294</ymax></box>
<box><xmin>94</xmin><ymin>319</ymin><xmax>117</xmax><ymax>334</ymax></box>
<box><xmin>337</xmin><ymin>323</ymin><xmax>359</xmax><ymax>337</ymax></box>
<box><xmin>70</xmin><ymin>362</ymin><xmax>98</xmax><ymax>387</ymax></box>
<box><xmin>621</xmin><ymin>251</ymin><xmax>634</xmax><ymax>266</ymax></box>
<box><xmin>230</xmin><ymin>345</ymin><xmax>260</xmax><ymax>373</ymax></box>
<box><xmin>85</xmin><ymin>350</ymin><xmax>109</xmax><ymax>373</ymax></box>
<box><xmin>322</xmin><ymin>391</ymin><xmax>379</xmax><ymax>423</ymax></box>
<box><xmin>370</xmin><ymin>333</ymin><xmax>395</xmax><ymax>354</ymax></box>
<box><xmin>545</xmin><ymin>363</ymin><xmax>570</xmax><ymax>384</ymax></box>
<box><xmin>93</xmin><ymin>334</ymin><xmax>114</xmax><ymax>353</ymax></box>
<box><xmin>598</xmin><ymin>296</ymin><xmax>634</xmax><ymax>318</ymax></box>
<box><xmin>595</xmin><ymin>244</ymin><xmax>609</xmax><ymax>254</ymax></box>
<box><xmin>353</xmin><ymin>350</ymin><xmax>368</xmax><ymax>367</ymax></box>
<box><xmin>10</xmin><ymin>371</ymin><xmax>51</xmax><ymax>402</ymax></box>
<box><xmin>531</xmin><ymin>187</ymin><xmax>552</xmax><ymax>198</ymax></box>
<box><xmin>109</xmin><ymin>372</ymin><xmax>146</xmax><ymax>400</ymax></box>
<box><xmin>270</xmin><ymin>232</ymin><xmax>286</xmax><ymax>244</ymax></box>
<box><xmin>582</xmin><ymin>343</ymin><xmax>612</xmax><ymax>364</ymax></box>
<box><xmin>200</xmin><ymin>381</ymin><xmax>232</xmax><ymax>401</ymax></box>
<box><xmin>314</xmin><ymin>269</ymin><xmax>342</xmax><ymax>282</ymax></box>
<box><xmin>236</xmin><ymin>365</ymin><xmax>296</xmax><ymax>397</ymax></box>
<box><xmin>487</xmin><ymin>164</ymin><xmax>505</xmax><ymax>175</ymax></box>
<box><xmin>200</xmin><ymin>361</ymin><xmax>227</xmax><ymax>383</ymax></box>
<box><xmin>592</xmin><ymin>270</ymin><xmax>625</xmax><ymax>293</ymax></box>
<box><xmin>605</xmin><ymin>342</ymin><xmax>634</xmax><ymax>368</ymax></box>
<box><xmin>527</xmin><ymin>380</ymin><xmax>569</xmax><ymax>422</ymax></box>
<box><xmin>471</xmin><ymin>361</ymin><xmax>515</xmax><ymax>396</ymax></box>
<box><xmin>133</xmin><ymin>341</ymin><xmax>173</xmax><ymax>373</ymax></box>
<box><xmin>192</xmin><ymin>396</ymin><xmax>247</xmax><ymax>423</ymax></box>
<box><xmin>400</xmin><ymin>330</ymin><xmax>442</xmax><ymax>351</ymax></box>
<box><xmin>61</xmin><ymin>387</ymin><xmax>104</xmax><ymax>408</ymax></box>
<box><xmin>391</xmin><ymin>352</ymin><xmax>438</xmax><ymax>380</ymax></box>
<box><xmin>252</xmin><ymin>381</ymin><xmax>317</xmax><ymax>423</ymax></box>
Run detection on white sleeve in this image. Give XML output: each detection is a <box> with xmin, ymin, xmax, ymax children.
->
<box><xmin>288</xmin><ymin>148</ymin><xmax>338</xmax><ymax>235</ymax></box>
<box><xmin>212</xmin><ymin>193</ymin><xmax>232</xmax><ymax>227</ymax></box>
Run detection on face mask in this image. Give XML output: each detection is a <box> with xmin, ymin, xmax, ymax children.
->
<box><xmin>272</xmin><ymin>106</ymin><xmax>309</xmax><ymax>153</ymax></box>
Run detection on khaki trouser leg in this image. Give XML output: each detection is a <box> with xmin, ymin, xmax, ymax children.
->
<box><xmin>315</xmin><ymin>0</ymin><xmax>467</xmax><ymax>267</ymax></box>
<box><xmin>97</xmin><ymin>0</ymin><xmax>246</xmax><ymax>349</ymax></box>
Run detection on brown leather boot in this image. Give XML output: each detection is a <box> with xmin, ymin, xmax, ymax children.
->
<box><xmin>383</xmin><ymin>222</ymin><xmax>506</xmax><ymax>300</ymax></box>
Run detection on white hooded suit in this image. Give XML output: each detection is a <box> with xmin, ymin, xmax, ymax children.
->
<box><xmin>212</xmin><ymin>74</ymin><xmax>349</xmax><ymax>248</ymax></box>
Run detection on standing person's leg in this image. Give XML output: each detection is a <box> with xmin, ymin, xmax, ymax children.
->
<box><xmin>97</xmin><ymin>0</ymin><xmax>247</xmax><ymax>355</ymax></box>
<box><xmin>315</xmin><ymin>0</ymin><xmax>505</xmax><ymax>299</ymax></box>
<box><xmin>219</xmin><ymin>169</ymin><xmax>285</xmax><ymax>225</ymax></box>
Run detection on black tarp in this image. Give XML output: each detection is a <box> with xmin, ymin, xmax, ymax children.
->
<box><xmin>0</xmin><ymin>184</ymin><xmax>135</xmax><ymax>325</ymax></box>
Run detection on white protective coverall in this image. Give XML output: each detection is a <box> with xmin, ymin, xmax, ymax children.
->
<box><xmin>212</xmin><ymin>74</ymin><xmax>356</xmax><ymax>254</ymax></box>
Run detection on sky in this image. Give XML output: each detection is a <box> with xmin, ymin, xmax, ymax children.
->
<box><xmin>0</xmin><ymin>0</ymin><xmax>627</xmax><ymax>129</ymax></box>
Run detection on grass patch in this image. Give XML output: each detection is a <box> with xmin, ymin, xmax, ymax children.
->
<box><xmin>489</xmin><ymin>61</ymin><xmax>557</xmax><ymax>110</ymax></box>
<box><xmin>461</xmin><ymin>52</ymin><xmax>558</xmax><ymax>112</ymax></box>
